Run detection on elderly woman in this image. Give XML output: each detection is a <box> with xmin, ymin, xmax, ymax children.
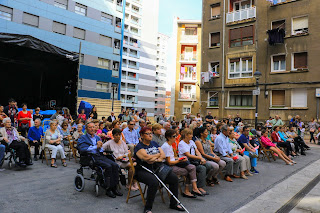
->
<box><xmin>60</xmin><ymin>121</ymin><xmax>71</xmax><ymax>146</ymax></box>
<box><xmin>17</xmin><ymin>103</ymin><xmax>32</xmax><ymax>137</ymax></box>
<box><xmin>103</xmin><ymin>128</ymin><xmax>137</xmax><ymax>191</ymax></box>
<box><xmin>45</xmin><ymin>121</ymin><xmax>67</xmax><ymax>168</ymax></box>
<box><xmin>228</xmin><ymin>128</ymin><xmax>252</xmax><ymax>179</ymax></box>
<box><xmin>134</xmin><ymin>127</ymin><xmax>183</xmax><ymax>213</ymax></box>
<box><xmin>161</xmin><ymin>129</ymin><xmax>202</xmax><ymax>198</ymax></box>
<box><xmin>178</xmin><ymin>128</ymin><xmax>208</xmax><ymax>195</ymax></box>
<box><xmin>0</xmin><ymin>117</ymin><xmax>32</xmax><ymax>167</ymax></box>
<box><xmin>152</xmin><ymin>123</ymin><xmax>166</xmax><ymax>146</ymax></box>
<box><xmin>194</xmin><ymin>127</ymin><xmax>227</xmax><ymax>185</ymax></box>
<box><xmin>72</xmin><ymin>124</ymin><xmax>84</xmax><ymax>141</ymax></box>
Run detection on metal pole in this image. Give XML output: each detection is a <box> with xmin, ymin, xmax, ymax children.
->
<box><xmin>112</xmin><ymin>86</ymin><xmax>115</xmax><ymax>111</ymax></box>
<box><xmin>255</xmin><ymin>79</ymin><xmax>259</xmax><ymax>129</ymax></box>
<box><xmin>76</xmin><ymin>42</ymin><xmax>82</xmax><ymax>114</ymax></box>
<box><xmin>118</xmin><ymin>0</ymin><xmax>126</xmax><ymax>102</ymax></box>
<box><xmin>317</xmin><ymin>98</ymin><xmax>319</xmax><ymax>121</ymax></box>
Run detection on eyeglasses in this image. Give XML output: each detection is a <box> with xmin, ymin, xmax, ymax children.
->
<box><xmin>144</xmin><ymin>133</ymin><xmax>152</xmax><ymax>136</ymax></box>
<box><xmin>129</xmin><ymin>124</ymin><xmax>134</xmax><ymax>125</ymax></box>
<box><xmin>171</xmin><ymin>135</ymin><xmax>177</xmax><ymax>138</ymax></box>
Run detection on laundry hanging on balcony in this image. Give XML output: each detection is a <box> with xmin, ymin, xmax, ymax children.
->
<box><xmin>267</xmin><ymin>28</ymin><xmax>285</xmax><ymax>45</ymax></box>
<box><xmin>201</xmin><ymin>72</ymin><xmax>209</xmax><ymax>84</ymax></box>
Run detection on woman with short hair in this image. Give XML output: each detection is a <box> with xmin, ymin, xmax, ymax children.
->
<box><xmin>152</xmin><ymin>123</ymin><xmax>166</xmax><ymax>146</ymax></box>
<box><xmin>17</xmin><ymin>103</ymin><xmax>32</xmax><ymax>137</ymax></box>
<box><xmin>45</xmin><ymin>121</ymin><xmax>67</xmax><ymax>168</ymax></box>
<box><xmin>60</xmin><ymin>122</ymin><xmax>71</xmax><ymax>146</ymax></box>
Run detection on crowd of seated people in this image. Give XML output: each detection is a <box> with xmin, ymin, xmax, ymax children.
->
<box><xmin>1</xmin><ymin>99</ymin><xmax>318</xmax><ymax>213</ymax></box>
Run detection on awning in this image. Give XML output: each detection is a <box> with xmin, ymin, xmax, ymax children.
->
<box><xmin>0</xmin><ymin>33</ymin><xmax>79</xmax><ymax>61</ymax></box>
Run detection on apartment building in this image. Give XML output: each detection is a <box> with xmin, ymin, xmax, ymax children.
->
<box><xmin>155</xmin><ymin>32</ymin><xmax>169</xmax><ymax>116</ymax></box>
<box><xmin>119</xmin><ymin>0</ymin><xmax>159</xmax><ymax>120</ymax></box>
<box><xmin>201</xmin><ymin>0</ymin><xmax>319</xmax><ymax>123</ymax></box>
<box><xmin>173</xmin><ymin>18</ymin><xmax>202</xmax><ymax>121</ymax></box>
<box><xmin>0</xmin><ymin>0</ymin><xmax>123</xmax><ymax>118</ymax></box>
<box><xmin>165</xmin><ymin>91</ymin><xmax>171</xmax><ymax>117</ymax></box>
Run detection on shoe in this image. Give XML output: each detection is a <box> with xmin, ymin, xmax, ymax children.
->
<box><xmin>191</xmin><ymin>190</ymin><xmax>204</xmax><ymax>196</ymax></box>
<box><xmin>105</xmin><ymin>190</ymin><xmax>116</xmax><ymax>198</ymax></box>
<box><xmin>224</xmin><ymin>176</ymin><xmax>233</xmax><ymax>182</ymax></box>
<box><xmin>252</xmin><ymin>168</ymin><xmax>259</xmax><ymax>174</ymax></box>
<box><xmin>34</xmin><ymin>156</ymin><xmax>38</xmax><ymax>161</ymax></box>
<box><xmin>201</xmin><ymin>191</ymin><xmax>209</xmax><ymax>196</ymax></box>
<box><xmin>245</xmin><ymin>172</ymin><xmax>253</xmax><ymax>176</ymax></box>
<box><xmin>241</xmin><ymin>175</ymin><xmax>248</xmax><ymax>180</ymax></box>
<box><xmin>17</xmin><ymin>162</ymin><xmax>27</xmax><ymax>168</ymax></box>
<box><xmin>112</xmin><ymin>189</ymin><xmax>123</xmax><ymax>196</ymax></box>
<box><xmin>26</xmin><ymin>160</ymin><xmax>33</xmax><ymax>166</ymax></box>
<box><xmin>232</xmin><ymin>174</ymin><xmax>240</xmax><ymax>178</ymax></box>
<box><xmin>182</xmin><ymin>193</ymin><xmax>196</xmax><ymax>198</ymax></box>
<box><xmin>292</xmin><ymin>161</ymin><xmax>297</xmax><ymax>164</ymax></box>
<box><xmin>170</xmin><ymin>205</ymin><xmax>185</xmax><ymax>212</ymax></box>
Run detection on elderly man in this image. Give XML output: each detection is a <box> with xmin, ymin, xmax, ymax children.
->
<box><xmin>161</xmin><ymin>122</ymin><xmax>171</xmax><ymax>136</ymax></box>
<box><xmin>0</xmin><ymin>117</ymin><xmax>32</xmax><ymax>167</ymax></box>
<box><xmin>107</xmin><ymin>111</ymin><xmax>116</xmax><ymax>122</ymax></box>
<box><xmin>237</xmin><ymin>126</ymin><xmax>259</xmax><ymax>174</ymax></box>
<box><xmin>123</xmin><ymin>120</ymin><xmax>139</xmax><ymax>153</ymax></box>
<box><xmin>28</xmin><ymin>118</ymin><xmax>44</xmax><ymax>161</ymax></box>
<box><xmin>78</xmin><ymin>122</ymin><xmax>122</xmax><ymax>198</ymax></box>
<box><xmin>214</xmin><ymin>125</ymin><xmax>241</xmax><ymax>182</ymax></box>
<box><xmin>271</xmin><ymin>115</ymin><xmax>284</xmax><ymax>127</ymax></box>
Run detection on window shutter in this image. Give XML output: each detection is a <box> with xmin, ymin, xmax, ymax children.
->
<box><xmin>23</xmin><ymin>13</ymin><xmax>39</xmax><ymax>27</ymax></box>
<box><xmin>293</xmin><ymin>16</ymin><xmax>308</xmax><ymax>30</ymax></box>
<box><xmin>230</xmin><ymin>28</ymin><xmax>241</xmax><ymax>40</ymax></box>
<box><xmin>230</xmin><ymin>58</ymin><xmax>240</xmax><ymax>63</ymax></box>
<box><xmin>74</xmin><ymin>28</ymin><xmax>85</xmax><ymax>40</ymax></box>
<box><xmin>272</xmin><ymin>20</ymin><xmax>285</xmax><ymax>30</ymax></box>
<box><xmin>0</xmin><ymin>5</ymin><xmax>13</xmax><ymax>14</ymax></box>
<box><xmin>273</xmin><ymin>55</ymin><xmax>285</xmax><ymax>62</ymax></box>
<box><xmin>99</xmin><ymin>35</ymin><xmax>112</xmax><ymax>47</ymax></box>
<box><xmin>291</xmin><ymin>89</ymin><xmax>307</xmax><ymax>107</ymax></box>
<box><xmin>211</xmin><ymin>4</ymin><xmax>220</xmax><ymax>17</ymax></box>
<box><xmin>294</xmin><ymin>52</ymin><xmax>308</xmax><ymax>69</ymax></box>
<box><xmin>242</xmin><ymin>25</ymin><xmax>253</xmax><ymax>38</ymax></box>
<box><xmin>272</xmin><ymin>90</ymin><xmax>285</xmax><ymax>106</ymax></box>
<box><xmin>53</xmin><ymin>21</ymin><xmax>66</xmax><ymax>35</ymax></box>
<box><xmin>210</xmin><ymin>33</ymin><xmax>220</xmax><ymax>45</ymax></box>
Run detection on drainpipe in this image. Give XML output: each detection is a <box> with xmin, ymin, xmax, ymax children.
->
<box><xmin>118</xmin><ymin>0</ymin><xmax>126</xmax><ymax>102</ymax></box>
<box><xmin>221</xmin><ymin>0</ymin><xmax>226</xmax><ymax>117</ymax></box>
<box><xmin>76</xmin><ymin>42</ymin><xmax>82</xmax><ymax>113</ymax></box>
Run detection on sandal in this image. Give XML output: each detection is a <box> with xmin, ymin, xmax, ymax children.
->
<box><xmin>51</xmin><ymin>163</ymin><xmax>57</xmax><ymax>168</ymax></box>
<box><xmin>206</xmin><ymin>179</ymin><xmax>215</xmax><ymax>187</ymax></box>
<box><xmin>212</xmin><ymin>177</ymin><xmax>220</xmax><ymax>185</ymax></box>
<box><xmin>62</xmin><ymin>162</ymin><xmax>67</xmax><ymax>167</ymax></box>
<box><xmin>170</xmin><ymin>205</ymin><xmax>185</xmax><ymax>212</ymax></box>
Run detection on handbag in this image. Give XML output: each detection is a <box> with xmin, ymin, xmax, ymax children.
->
<box><xmin>175</xmin><ymin>160</ymin><xmax>190</xmax><ymax>168</ymax></box>
<box><xmin>154</xmin><ymin>162</ymin><xmax>172</xmax><ymax>181</ymax></box>
<box><xmin>189</xmin><ymin>145</ymin><xmax>201</xmax><ymax>166</ymax></box>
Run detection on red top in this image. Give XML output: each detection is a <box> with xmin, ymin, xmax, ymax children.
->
<box><xmin>78</xmin><ymin>114</ymin><xmax>86</xmax><ymax>121</ymax></box>
<box><xmin>17</xmin><ymin>111</ymin><xmax>32</xmax><ymax>127</ymax></box>
<box><xmin>271</xmin><ymin>131</ymin><xmax>282</xmax><ymax>143</ymax></box>
<box><xmin>261</xmin><ymin>136</ymin><xmax>276</xmax><ymax>148</ymax></box>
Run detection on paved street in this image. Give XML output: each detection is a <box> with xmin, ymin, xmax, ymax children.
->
<box><xmin>1</xmin><ymin>144</ymin><xmax>320</xmax><ymax>213</ymax></box>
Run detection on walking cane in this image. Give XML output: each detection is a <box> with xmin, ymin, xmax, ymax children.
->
<box><xmin>141</xmin><ymin>165</ymin><xmax>190</xmax><ymax>213</ymax></box>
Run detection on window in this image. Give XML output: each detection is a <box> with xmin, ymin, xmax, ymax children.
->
<box><xmin>271</xmin><ymin>90</ymin><xmax>285</xmax><ymax>107</ymax></box>
<box><xmin>230</xmin><ymin>25</ymin><xmax>254</xmax><ymax>47</ymax></box>
<box><xmin>98</xmin><ymin>58</ymin><xmax>110</xmax><ymax>69</ymax></box>
<box><xmin>54</xmin><ymin>0</ymin><xmax>68</xmax><ymax>9</ymax></box>
<box><xmin>182</xmin><ymin>105</ymin><xmax>191</xmax><ymax>114</ymax></box>
<box><xmin>210</xmin><ymin>3</ymin><xmax>220</xmax><ymax>18</ymax></box>
<box><xmin>209</xmin><ymin>62</ymin><xmax>219</xmax><ymax>77</ymax></box>
<box><xmin>180</xmin><ymin>66</ymin><xmax>196</xmax><ymax>80</ymax></box>
<box><xmin>75</xmin><ymin>3</ymin><xmax>87</xmax><ymax>16</ymax></box>
<box><xmin>208</xmin><ymin>92</ymin><xmax>218</xmax><ymax>107</ymax></box>
<box><xmin>23</xmin><ymin>13</ymin><xmax>39</xmax><ymax>27</ymax></box>
<box><xmin>73</xmin><ymin>27</ymin><xmax>85</xmax><ymax>40</ymax></box>
<box><xmin>130</xmin><ymin>26</ymin><xmax>139</xmax><ymax>34</ymax></box>
<box><xmin>293</xmin><ymin>52</ymin><xmax>308</xmax><ymax>70</ymax></box>
<box><xmin>233</xmin><ymin>0</ymin><xmax>252</xmax><ymax>11</ymax></box>
<box><xmin>99</xmin><ymin>35</ymin><xmax>112</xmax><ymax>47</ymax></box>
<box><xmin>292</xmin><ymin>16</ymin><xmax>308</xmax><ymax>35</ymax></box>
<box><xmin>79</xmin><ymin>54</ymin><xmax>84</xmax><ymax>64</ymax></box>
<box><xmin>78</xmin><ymin>79</ymin><xmax>82</xmax><ymax>90</ymax></box>
<box><xmin>96</xmin><ymin>82</ymin><xmax>110</xmax><ymax>92</ymax></box>
<box><xmin>229</xmin><ymin>57</ymin><xmax>253</xmax><ymax>78</ymax></box>
<box><xmin>185</xmin><ymin>27</ymin><xmax>197</xmax><ymax>35</ymax></box>
<box><xmin>210</xmin><ymin>32</ymin><xmax>220</xmax><ymax>47</ymax></box>
<box><xmin>272</xmin><ymin>20</ymin><xmax>285</xmax><ymax>30</ymax></box>
<box><xmin>0</xmin><ymin>5</ymin><xmax>12</xmax><ymax>21</ymax></box>
<box><xmin>272</xmin><ymin>55</ymin><xmax>286</xmax><ymax>72</ymax></box>
<box><xmin>229</xmin><ymin>91</ymin><xmax>253</xmax><ymax>107</ymax></box>
<box><xmin>52</xmin><ymin>21</ymin><xmax>66</xmax><ymax>35</ymax></box>
<box><xmin>291</xmin><ymin>89</ymin><xmax>307</xmax><ymax>108</ymax></box>
<box><xmin>101</xmin><ymin>12</ymin><xmax>113</xmax><ymax>25</ymax></box>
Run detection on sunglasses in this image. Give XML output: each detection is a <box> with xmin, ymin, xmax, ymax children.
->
<box><xmin>171</xmin><ymin>135</ymin><xmax>177</xmax><ymax>138</ymax></box>
<box><xmin>129</xmin><ymin>124</ymin><xmax>134</xmax><ymax>125</ymax></box>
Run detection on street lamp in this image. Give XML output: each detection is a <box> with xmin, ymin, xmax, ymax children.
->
<box><xmin>254</xmin><ymin>71</ymin><xmax>262</xmax><ymax>129</ymax></box>
<box><xmin>111</xmin><ymin>83</ymin><xmax>118</xmax><ymax>111</ymax></box>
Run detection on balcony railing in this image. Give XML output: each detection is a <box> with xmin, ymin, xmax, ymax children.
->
<box><xmin>179</xmin><ymin>75</ymin><xmax>197</xmax><ymax>82</ymax></box>
<box><xmin>127</xmin><ymin>88</ymin><xmax>138</xmax><ymax>92</ymax></box>
<box><xmin>115</xmin><ymin>26</ymin><xmax>121</xmax><ymax>33</ymax></box>
<box><xmin>178</xmin><ymin>92</ymin><xmax>196</xmax><ymax>100</ymax></box>
<box><xmin>129</xmin><ymin>53</ymin><xmax>139</xmax><ymax>58</ymax></box>
<box><xmin>116</xmin><ymin>4</ymin><xmax>122</xmax><ymax>12</ymax></box>
<box><xmin>128</xmin><ymin>64</ymin><xmax>139</xmax><ymax>69</ymax></box>
<box><xmin>180</xmin><ymin>35</ymin><xmax>198</xmax><ymax>44</ymax></box>
<box><xmin>113</xmin><ymin>48</ymin><xmax>120</xmax><ymax>55</ymax></box>
<box><xmin>127</xmin><ymin>75</ymin><xmax>138</xmax><ymax>81</ymax></box>
<box><xmin>226</xmin><ymin>7</ymin><xmax>256</xmax><ymax>23</ymax></box>
<box><xmin>112</xmin><ymin>69</ymin><xmax>119</xmax><ymax>77</ymax></box>
<box><xmin>180</xmin><ymin>54</ymin><xmax>197</xmax><ymax>62</ymax></box>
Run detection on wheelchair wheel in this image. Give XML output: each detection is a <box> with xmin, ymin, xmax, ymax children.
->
<box><xmin>74</xmin><ymin>174</ymin><xmax>85</xmax><ymax>192</ymax></box>
<box><xmin>95</xmin><ymin>184</ymin><xmax>100</xmax><ymax>197</ymax></box>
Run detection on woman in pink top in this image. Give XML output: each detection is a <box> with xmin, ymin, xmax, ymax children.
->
<box><xmin>260</xmin><ymin>129</ymin><xmax>295</xmax><ymax>165</ymax></box>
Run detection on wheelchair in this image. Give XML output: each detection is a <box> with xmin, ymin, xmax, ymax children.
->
<box><xmin>74</xmin><ymin>151</ymin><xmax>126</xmax><ymax>197</ymax></box>
<box><xmin>4</xmin><ymin>148</ymin><xmax>19</xmax><ymax>169</ymax></box>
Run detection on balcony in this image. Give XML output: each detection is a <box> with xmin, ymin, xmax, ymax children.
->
<box><xmin>128</xmin><ymin>64</ymin><xmax>139</xmax><ymax>69</ymax></box>
<box><xmin>115</xmin><ymin>26</ymin><xmax>121</xmax><ymax>33</ymax></box>
<box><xmin>178</xmin><ymin>92</ymin><xmax>196</xmax><ymax>101</ymax></box>
<box><xmin>127</xmin><ymin>88</ymin><xmax>138</xmax><ymax>92</ymax></box>
<box><xmin>180</xmin><ymin>35</ymin><xmax>198</xmax><ymax>44</ymax></box>
<box><xmin>116</xmin><ymin>4</ymin><xmax>123</xmax><ymax>12</ymax></box>
<box><xmin>113</xmin><ymin>47</ymin><xmax>120</xmax><ymax>55</ymax></box>
<box><xmin>226</xmin><ymin>7</ymin><xmax>256</xmax><ymax>24</ymax></box>
<box><xmin>180</xmin><ymin>54</ymin><xmax>197</xmax><ymax>62</ymax></box>
<box><xmin>129</xmin><ymin>42</ymin><xmax>140</xmax><ymax>48</ymax></box>
<box><xmin>131</xmin><ymin>19</ymin><xmax>141</xmax><ymax>26</ymax></box>
<box><xmin>112</xmin><ymin>69</ymin><xmax>119</xmax><ymax>77</ymax></box>
<box><xmin>127</xmin><ymin>75</ymin><xmax>138</xmax><ymax>81</ymax></box>
<box><xmin>129</xmin><ymin>53</ymin><xmax>139</xmax><ymax>58</ymax></box>
<box><xmin>179</xmin><ymin>75</ymin><xmax>197</xmax><ymax>83</ymax></box>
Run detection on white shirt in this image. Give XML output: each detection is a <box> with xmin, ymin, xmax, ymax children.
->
<box><xmin>178</xmin><ymin>140</ymin><xmax>197</xmax><ymax>157</ymax></box>
<box><xmin>161</xmin><ymin>142</ymin><xmax>175</xmax><ymax>161</ymax></box>
<box><xmin>161</xmin><ymin>128</ymin><xmax>166</xmax><ymax>136</ymax></box>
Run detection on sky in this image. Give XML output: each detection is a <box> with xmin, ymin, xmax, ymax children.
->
<box><xmin>158</xmin><ymin>0</ymin><xmax>202</xmax><ymax>36</ymax></box>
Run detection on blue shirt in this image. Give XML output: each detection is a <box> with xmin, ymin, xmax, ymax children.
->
<box><xmin>123</xmin><ymin>127</ymin><xmax>139</xmax><ymax>145</ymax></box>
<box><xmin>28</xmin><ymin>126</ymin><xmax>44</xmax><ymax>141</ymax></box>
<box><xmin>237</xmin><ymin>134</ymin><xmax>250</xmax><ymax>149</ymax></box>
<box><xmin>214</xmin><ymin>133</ymin><xmax>232</xmax><ymax>156</ymax></box>
<box><xmin>278</xmin><ymin>131</ymin><xmax>288</xmax><ymax>142</ymax></box>
<box><xmin>86</xmin><ymin>133</ymin><xmax>103</xmax><ymax>154</ymax></box>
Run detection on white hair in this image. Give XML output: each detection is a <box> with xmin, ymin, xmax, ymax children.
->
<box><xmin>163</xmin><ymin>122</ymin><xmax>169</xmax><ymax>127</ymax></box>
<box><xmin>34</xmin><ymin>118</ymin><xmax>41</xmax><ymax>123</ymax></box>
<box><xmin>3</xmin><ymin>117</ymin><xmax>11</xmax><ymax>124</ymax></box>
<box><xmin>121</xmin><ymin>122</ymin><xmax>127</xmax><ymax>129</ymax></box>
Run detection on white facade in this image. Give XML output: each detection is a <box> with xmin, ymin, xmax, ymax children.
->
<box><xmin>155</xmin><ymin>32</ymin><xmax>169</xmax><ymax>116</ymax></box>
<box><xmin>117</xmin><ymin>0</ymin><xmax>159</xmax><ymax>117</ymax></box>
